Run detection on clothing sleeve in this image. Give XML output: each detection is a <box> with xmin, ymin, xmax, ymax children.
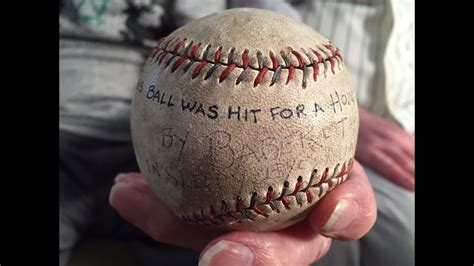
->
<box><xmin>292</xmin><ymin>0</ymin><xmax>414</xmax><ymax>133</ymax></box>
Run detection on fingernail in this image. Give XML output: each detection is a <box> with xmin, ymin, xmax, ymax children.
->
<box><xmin>199</xmin><ymin>240</ymin><xmax>254</xmax><ymax>266</ymax></box>
<box><xmin>109</xmin><ymin>182</ymin><xmax>151</xmax><ymax>222</ymax></box>
<box><xmin>114</xmin><ymin>173</ymin><xmax>129</xmax><ymax>183</ymax></box>
<box><xmin>109</xmin><ymin>182</ymin><xmax>129</xmax><ymax>207</ymax></box>
<box><xmin>114</xmin><ymin>173</ymin><xmax>147</xmax><ymax>185</ymax></box>
<box><xmin>322</xmin><ymin>198</ymin><xmax>359</xmax><ymax>237</ymax></box>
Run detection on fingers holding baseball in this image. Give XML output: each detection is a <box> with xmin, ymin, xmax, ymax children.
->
<box><xmin>198</xmin><ymin>161</ymin><xmax>377</xmax><ymax>266</ymax></box>
<box><xmin>198</xmin><ymin>221</ymin><xmax>332</xmax><ymax>266</ymax></box>
<box><xmin>307</xmin><ymin>160</ymin><xmax>377</xmax><ymax>240</ymax></box>
<box><xmin>109</xmin><ymin>172</ymin><xmax>225</xmax><ymax>250</ymax></box>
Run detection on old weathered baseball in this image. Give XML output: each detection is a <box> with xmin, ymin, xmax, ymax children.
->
<box><xmin>131</xmin><ymin>8</ymin><xmax>359</xmax><ymax>231</ymax></box>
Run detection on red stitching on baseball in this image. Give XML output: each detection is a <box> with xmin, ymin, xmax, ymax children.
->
<box><xmin>254</xmin><ymin>67</ymin><xmax>268</xmax><ymax>87</ymax></box>
<box><xmin>311</xmin><ymin>48</ymin><xmax>324</xmax><ymax>81</ymax></box>
<box><xmin>219</xmin><ymin>64</ymin><xmax>237</xmax><ymax>83</ymax></box>
<box><xmin>264</xmin><ymin>187</ymin><xmax>273</xmax><ymax>204</ymax></box>
<box><xmin>311</xmin><ymin>48</ymin><xmax>323</xmax><ymax>62</ymax></box>
<box><xmin>323</xmin><ymin>45</ymin><xmax>335</xmax><ymax>56</ymax></box>
<box><xmin>171</xmin><ymin>57</ymin><xmax>187</xmax><ymax>73</ymax></box>
<box><xmin>291</xmin><ymin>50</ymin><xmax>305</xmax><ymax>68</ymax></box>
<box><xmin>174</xmin><ymin>38</ymin><xmax>187</xmax><ymax>53</ymax></box>
<box><xmin>290</xmin><ymin>176</ymin><xmax>303</xmax><ymax>196</ymax></box>
<box><xmin>192</xmin><ymin>61</ymin><xmax>208</xmax><ymax>79</ymax></box>
<box><xmin>156</xmin><ymin>37</ymin><xmax>166</xmax><ymax>47</ymax></box>
<box><xmin>312</xmin><ymin>61</ymin><xmax>320</xmax><ymax>81</ymax></box>
<box><xmin>306</xmin><ymin>190</ymin><xmax>314</xmax><ymax>204</ymax></box>
<box><xmin>214</xmin><ymin>47</ymin><xmax>221</xmax><ymax>62</ymax></box>
<box><xmin>336</xmin><ymin>163</ymin><xmax>347</xmax><ymax>178</ymax></box>
<box><xmin>226</xmin><ymin>213</ymin><xmax>241</xmax><ymax>223</ymax></box>
<box><xmin>242</xmin><ymin>49</ymin><xmax>250</xmax><ymax>68</ymax></box>
<box><xmin>190</xmin><ymin>43</ymin><xmax>200</xmax><ymax>60</ymax></box>
<box><xmin>335</xmin><ymin>51</ymin><xmax>344</xmax><ymax>63</ymax></box>
<box><xmin>324</xmin><ymin>44</ymin><xmax>344</xmax><ymax>64</ymax></box>
<box><xmin>250</xmin><ymin>193</ymin><xmax>268</xmax><ymax>217</ymax></box>
<box><xmin>150</xmin><ymin>37</ymin><xmax>343</xmax><ymax>87</ymax></box>
<box><xmin>286</xmin><ymin>65</ymin><xmax>295</xmax><ymax>84</ymax></box>
<box><xmin>281</xmin><ymin>196</ymin><xmax>290</xmax><ymax>208</ymax></box>
<box><xmin>328</xmin><ymin>57</ymin><xmax>335</xmax><ymax>74</ymax></box>
<box><xmin>149</xmin><ymin>47</ymin><xmax>158</xmax><ymax>58</ymax></box>
<box><xmin>322</xmin><ymin>45</ymin><xmax>336</xmax><ymax>74</ymax></box>
<box><xmin>158</xmin><ymin>52</ymin><xmax>167</xmax><ymax>64</ymax></box>
<box><xmin>181</xmin><ymin>159</ymin><xmax>353</xmax><ymax>226</ymax></box>
<box><xmin>270</xmin><ymin>51</ymin><xmax>278</xmax><ymax>70</ymax></box>
<box><xmin>313</xmin><ymin>168</ymin><xmax>329</xmax><ymax>188</ymax></box>
<box><xmin>162</xmin><ymin>37</ymin><xmax>173</xmax><ymax>50</ymax></box>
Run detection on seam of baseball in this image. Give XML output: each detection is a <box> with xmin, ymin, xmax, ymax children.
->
<box><xmin>180</xmin><ymin>158</ymin><xmax>353</xmax><ymax>226</ymax></box>
<box><xmin>148</xmin><ymin>37</ymin><xmax>344</xmax><ymax>88</ymax></box>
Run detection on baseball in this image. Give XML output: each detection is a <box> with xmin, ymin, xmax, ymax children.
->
<box><xmin>131</xmin><ymin>8</ymin><xmax>359</xmax><ymax>231</ymax></box>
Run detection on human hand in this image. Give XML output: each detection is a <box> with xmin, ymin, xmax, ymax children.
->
<box><xmin>109</xmin><ymin>161</ymin><xmax>376</xmax><ymax>265</ymax></box>
<box><xmin>356</xmin><ymin>107</ymin><xmax>415</xmax><ymax>191</ymax></box>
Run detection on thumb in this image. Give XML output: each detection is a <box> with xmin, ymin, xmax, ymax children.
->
<box><xmin>198</xmin><ymin>221</ymin><xmax>331</xmax><ymax>266</ymax></box>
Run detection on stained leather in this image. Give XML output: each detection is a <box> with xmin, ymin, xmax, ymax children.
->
<box><xmin>131</xmin><ymin>8</ymin><xmax>359</xmax><ymax>231</ymax></box>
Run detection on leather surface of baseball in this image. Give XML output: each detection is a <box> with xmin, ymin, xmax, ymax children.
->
<box><xmin>131</xmin><ymin>8</ymin><xmax>359</xmax><ymax>231</ymax></box>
